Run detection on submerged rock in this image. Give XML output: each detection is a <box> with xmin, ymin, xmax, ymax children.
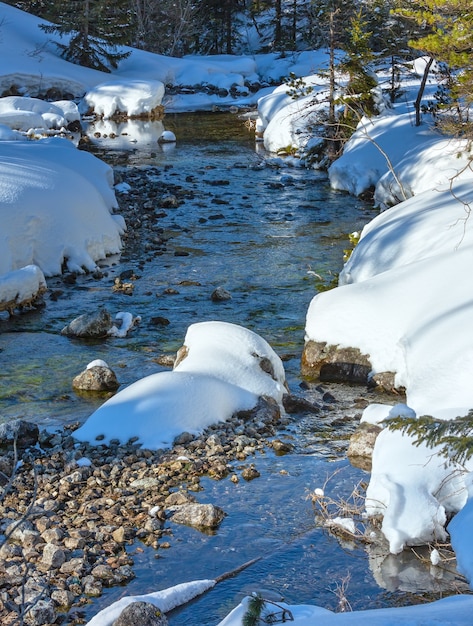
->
<box><xmin>210</xmin><ymin>286</ymin><xmax>232</xmax><ymax>301</ymax></box>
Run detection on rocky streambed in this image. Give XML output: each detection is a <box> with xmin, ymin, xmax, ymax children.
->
<box><xmin>0</xmin><ymin>380</ymin><xmax>371</xmax><ymax>626</ymax></box>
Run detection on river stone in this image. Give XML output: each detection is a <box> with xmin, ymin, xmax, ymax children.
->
<box><xmin>61</xmin><ymin>308</ymin><xmax>112</xmax><ymax>338</ymax></box>
<box><xmin>301</xmin><ymin>340</ymin><xmax>372</xmax><ymax>383</ymax></box>
<box><xmin>5</xmin><ymin>519</ymin><xmax>35</xmax><ymax>544</ymax></box>
<box><xmin>0</xmin><ymin>419</ymin><xmax>39</xmax><ymax>450</ymax></box>
<box><xmin>170</xmin><ymin>502</ymin><xmax>226</xmax><ymax>529</ymax></box>
<box><xmin>72</xmin><ymin>365</ymin><xmax>120</xmax><ymax>392</ymax></box>
<box><xmin>282</xmin><ymin>393</ymin><xmax>321</xmax><ymax>414</ymax></box>
<box><xmin>24</xmin><ymin>599</ymin><xmax>56</xmax><ymax>626</ymax></box>
<box><xmin>112</xmin><ymin>601</ymin><xmax>168</xmax><ymax>626</ymax></box>
<box><xmin>347</xmin><ymin>422</ymin><xmax>382</xmax><ymax>470</ymax></box>
<box><xmin>210</xmin><ymin>286</ymin><xmax>232</xmax><ymax>301</ymax></box>
<box><xmin>41</xmin><ymin>543</ymin><xmax>66</xmax><ymax>569</ymax></box>
<box><xmin>241</xmin><ymin>465</ymin><xmax>260</xmax><ymax>481</ymax></box>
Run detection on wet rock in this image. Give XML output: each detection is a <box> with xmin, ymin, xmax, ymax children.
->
<box><xmin>150</xmin><ymin>316</ymin><xmax>170</xmax><ymax>326</ymax></box>
<box><xmin>347</xmin><ymin>422</ymin><xmax>382</xmax><ymax>471</ymax></box>
<box><xmin>170</xmin><ymin>502</ymin><xmax>226</xmax><ymax>529</ymax></box>
<box><xmin>271</xmin><ymin>439</ymin><xmax>294</xmax><ymax>454</ymax></box>
<box><xmin>159</xmin><ymin>194</ymin><xmax>179</xmax><ymax>208</ymax></box>
<box><xmin>301</xmin><ymin>340</ymin><xmax>372</xmax><ymax>384</ymax></box>
<box><xmin>61</xmin><ymin>308</ymin><xmax>112</xmax><ymax>338</ymax></box>
<box><xmin>369</xmin><ymin>371</ymin><xmax>399</xmax><ymax>393</ymax></box>
<box><xmin>236</xmin><ymin>396</ymin><xmax>281</xmax><ymax>427</ymax></box>
<box><xmin>72</xmin><ymin>365</ymin><xmax>120</xmax><ymax>392</ymax></box>
<box><xmin>241</xmin><ymin>465</ymin><xmax>260</xmax><ymax>481</ymax></box>
<box><xmin>0</xmin><ymin>419</ymin><xmax>39</xmax><ymax>450</ymax></box>
<box><xmin>282</xmin><ymin>394</ymin><xmax>321</xmax><ymax>414</ymax></box>
<box><xmin>210</xmin><ymin>286</ymin><xmax>232</xmax><ymax>301</ymax></box>
<box><xmin>112</xmin><ymin>601</ymin><xmax>168</xmax><ymax>626</ymax></box>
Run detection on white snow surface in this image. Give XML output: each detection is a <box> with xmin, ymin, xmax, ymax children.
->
<box><xmin>174</xmin><ymin>321</ymin><xmax>287</xmax><ymax>403</ymax></box>
<box><xmin>80</xmin><ymin>79</ymin><xmax>165</xmax><ymax>118</ymax></box>
<box><xmin>85</xmin><ymin>580</ymin><xmax>216</xmax><ymax>626</ymax></box>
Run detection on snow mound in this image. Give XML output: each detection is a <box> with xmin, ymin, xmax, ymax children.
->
<box><xmin>74</xmin><ymin>322</ymin><xmax>285</xmax><ymax>449</ymax></box>
<box><xmin>0</xmin><ymin>96</ymin><xmax>80</xmax><ymax>131</ymax></box>
<box><xmin>174</xmin><ymin>320</ymin><xmax>287</xmax><ymax>403</ymax></box>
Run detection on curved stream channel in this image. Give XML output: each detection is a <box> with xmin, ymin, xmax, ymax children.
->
<box><xmin>0</xmin><ymin>113</ymin><xmax>463</xmax><ymax>623</ymax></box>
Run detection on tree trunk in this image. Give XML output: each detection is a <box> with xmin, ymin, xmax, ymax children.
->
<box><xmin>414</xmin><ymin>56</ymin><xmax>434</xmax><ymax>126</ymax></box>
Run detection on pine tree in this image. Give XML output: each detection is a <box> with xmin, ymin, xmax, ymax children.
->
<box><xmin>395</xmin><ymin>0</ymin><xmax>473</xmax><ymax>132</ymax></box>
<box><xmin>387</xmin><ymin>411</ymin><xmax>473</xmax><ymax>466</ymax></box>
<box><xmin>39</xmin><ymin>0</ymin><xmax>132</xmax><ymax>72</ymax></box>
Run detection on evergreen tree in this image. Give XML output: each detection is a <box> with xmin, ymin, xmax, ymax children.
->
<box><xmin>39</xmin><ymin>0</ymin><xmax>132</xmax><ymax>72</ymax></box>
<box><xmin>364</xmin><ymin>0</ymin><xmax>413</xmax><ymax>103</ymax></box>
<box><xmin>395</xmin><ymin>0</ymin><xmax>473</xmax><ymax>132</ymax></box>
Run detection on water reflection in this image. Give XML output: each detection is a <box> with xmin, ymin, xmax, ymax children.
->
<box><xmin>84</xmin><ymin>118</ymin><xmax>166</xmax><ymax>151</ymax></box>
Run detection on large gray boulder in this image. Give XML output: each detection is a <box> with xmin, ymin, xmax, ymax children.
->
<box><xmin>61</xmin><ymin>308</ymin><xmax>112</xmax><ymax>338</ymax></box>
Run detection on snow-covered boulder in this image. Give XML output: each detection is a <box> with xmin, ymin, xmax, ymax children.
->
<box><xmin>74</xmin><ymin>321</ymin><xmax>286</xmax><ymax>449</ymax></box>
<box><xmin>0</xmin><ymin>264</ymin><xmax>46</xmax><ymax>313</ymax></box>
<box><xmin>80</xmin><ymin>79</ymin><xmax>165</xmax><ymax>119</ymax></box>
<box><xmin>174</xmin><ymin>321</ymin><xmax>287</xmax><ymax>404</ymax></box>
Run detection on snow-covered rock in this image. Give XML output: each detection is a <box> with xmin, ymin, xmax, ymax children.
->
<box><xmin>74</xmin><ymin>322</ymin><xmax>285</xmax><ymax>449</ymax></box>
<box><xmin>80</xmin><ymin>79</ymin><xmax>165</xmax><ymax>119</ymax></box>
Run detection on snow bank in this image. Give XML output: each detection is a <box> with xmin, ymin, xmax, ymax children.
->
<box><xmin>0</xmin><ymin>137</ymin><xmax>124</xmax><ymax>308</ymax></box>
<box><xmin>327</xmin><ymin>111</ymin><xmax>439</xmax><ymax>200</ymax></box>
<box><xmin>217</xmin><ymin>594</ymin><xmax>473</xmax><ymax>625</ymax></box>
<box><xmin>74</xmin><ymin>322</ymin><xmax>285</xmax><ymax>448</ymax></box>
<box><xmin>257</xmin><ymin>76</ymin><xmax>329</xmax><ymax>154</ymax></box>
<box><xmin>448</xmin><ymin>473</ymin><xmax>473</xmax><ymax>585</ymax></box>
<box><xmin>305</xmin><ymin>91</ymin><xmax>473</xmax><ymax>559</ymax></box>
<box><xmin>366</xmin><ymin>428</ymin><xmax>468</xmax><ymax>554</ymax></box>
<box><xmin>0</xmin><ymin>96</ymin><xmax>80</xmax><ymax>131</ymax></box>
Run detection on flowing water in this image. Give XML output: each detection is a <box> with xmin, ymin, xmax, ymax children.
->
<box><xmin>0</xmin><ymin>113</ymin><xmax>462</xmax><ymax>623</ymax></box>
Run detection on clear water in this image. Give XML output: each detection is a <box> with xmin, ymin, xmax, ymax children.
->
<box><xmin>1</xmin><ymin>113</ymin><xmax>461</xmax><ymax>623</ymax></box>
<box><xmin>0</xmin><ymin>112</ymin><xmax>374</xmax><ymax>425</ymax></box>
